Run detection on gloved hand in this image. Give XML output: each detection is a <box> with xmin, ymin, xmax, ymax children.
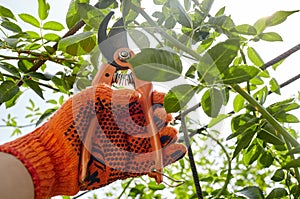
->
<box><xmin>0</xmin><ymin>83</ymin><xmax>186</xmax><ymax>199</ymax></box>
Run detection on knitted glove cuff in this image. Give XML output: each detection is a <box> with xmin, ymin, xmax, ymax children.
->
<box><xmin>0</xmin><ymin>124</ymin><xmax>56</xmax><ymax>199</ymax></box>
<box><xmin>0</xmin><ymin>99</ymin><xmax>80</xmax><ymax>198</ymax></box>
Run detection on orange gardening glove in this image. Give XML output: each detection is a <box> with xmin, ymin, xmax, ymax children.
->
<box><xmin>0</xmin><ymin>84</ymin><xmax>186</xmax><ymax>199</ymax></box>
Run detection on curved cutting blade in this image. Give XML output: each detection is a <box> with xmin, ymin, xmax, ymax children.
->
<box><xmin>98</xmin><ymin>11</ymin><xmax>129</xmax><ymax>65</ymax></box>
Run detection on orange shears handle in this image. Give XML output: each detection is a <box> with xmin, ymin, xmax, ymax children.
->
<box><xmin>114</xmin><ymin>48</ymin><xmax>163</xmax><ymax>183</ymax></box>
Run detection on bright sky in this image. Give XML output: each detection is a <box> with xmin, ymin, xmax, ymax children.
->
<box><xmin>0</xmin><ymin>0</ymin><xmax>299</xmax><ymax>198</ymax></box>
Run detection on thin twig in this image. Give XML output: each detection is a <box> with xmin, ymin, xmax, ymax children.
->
<box><xmin>198</xmin><ymin>131</ymin><xmax>232</xmax><ymax>198</ymax></box>
<box><xmin>269</xmin><ymin>73</ymin><xmax>300</xmax><ymax>95</ymax></box>
<box><xmin>72</xmin><ymin>190</ymin><xmax>91</xmax><ymax>199</ymax></box>
<box><xmin>181</xmin><ymin>111</ymin><xmax>203</xmax><ymax>199</ymax></box>
<box><xmin>38</xmin><ymin>81</ymin><xmax>60</xmax><ymax>92</ymax></box>
<box><xmin>261</xmin><ymin>43</ymin><xmax>300</xmax><ymax>70</ymax></box>
<box><xmin>175</xmin><ymin>103</ymin><xmax>201</xmax><ymax>121</ymax></box>
<box><xmin>116</xmin><ymin>178</ymin><xmax>134</xmax><ymax>199</ymax></box>
<box><xmin>0</xmin><ymin>123</ymin><xmax>35</xmax><ymax>128</ymax></box>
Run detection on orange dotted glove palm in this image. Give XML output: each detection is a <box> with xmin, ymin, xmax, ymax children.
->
<box><xmin>0</xmin><ymin>84</ymin><xmax>186</xmax><ymax>199</ymax></box>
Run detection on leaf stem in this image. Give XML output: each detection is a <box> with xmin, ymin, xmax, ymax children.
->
<box><xmin>232</xmin><ymin>84</ymin><xmax>299</xmax><ymax>147</ymax></box>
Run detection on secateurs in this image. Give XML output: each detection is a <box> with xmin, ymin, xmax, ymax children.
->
<box><xmin>79</xmin><ymin>11</ymin><xmax>164</xmax><ymax>185</ymax></box>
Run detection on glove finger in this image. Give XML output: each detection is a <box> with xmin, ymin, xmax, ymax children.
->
<box><xmin>162</xmin><ymin>143</ymin><xmax>187</xmax><ymax>167</ymax></box>
<box><xmin>153</xmin><ymin>107</ymin><xmax>173</xmax><ymax>123</ymax></box>
<box><xmin>159</xmin><ymin>126</ymin><xmax>178</xmax><ymax>147</ymax></box>
<box><xmin>152</xmin><ymin>91</ymin><xmax>165</xmax><ymax>104</ymax></box>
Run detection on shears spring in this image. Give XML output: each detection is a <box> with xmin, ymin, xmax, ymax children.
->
<box><xmin>113</xmin><ymin>70</ymin><xmax>135</xmax><ymax>88</ymax></box>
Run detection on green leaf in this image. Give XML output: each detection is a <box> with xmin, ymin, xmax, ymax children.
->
<box><xmin>230</xmin><ymin>115</ymin><xmax>259</xmax><ymax>137</ymax></box>
<box><xmin>4</xmin><ymin>38</ymin><xmax>18</xmax><ymax>48</ymax></box>
<box><xmin>129</xmin><ymin>48</ymin><xmax>182</xmax><ymax>82</ymax></box>
<box><xmin>275</xmin><ymin>113</ymin><xmax>299</xmax><ymax>123</ymax></box>
<box><xmin>58</xmin><ymin>31</ymin><xmax>96</xmax><ymax>56</ymax></box>
<box><xmin>266</xmin><ymin>188</ymin><xmax>288</xmax><ymax>199</ymax></box>
<box><xmin>11</xmin><ymin>128</ymin><xmax>22</xmax><ymax>137</ymax></box>
<box><xmin>247</xmin><ymin>47</ymin><xmax>264</xmax><ymax>67</ymax></box>
<box><xmin>197</xmin><ymin>39</ymin><xmax>240</xmax><ymax>84</ymax></box>
<box><xmin>233</xmin><ymin>94</ymin><xmax>245</xmax><ymax>112</ymax></box>
<box><xmin>237</xmin><ymin>186</ymin><xmax>265</xmax><ymax>199</ymax></box>
<box><xmin>59</xmin><ymin>95</ymin><xmax>64</xmax><ymax>105</ymax></box>
<box><xmin>0</xmin><ymin>62</ymin><xmax>21</xmax><ymax>78</ymax></box>
<box><xmin>250</xmin><ymin>77</ymin><xmax>264</xmax><ymax>85</ymax></box>
<box><xmin>287</xmin><ymin>146</ymin><xmax>300</xmax><ymax>155</ymax></box>
<box><xmin>122</xmin><ymin>0</ymin><xmax>140</xmax><ymax>23</ymax></box>
<box><xmin>267</xmin><ymin>98</ymin><xmax>300</xmax><ymax>114</ymax></box>
<box><xmin>184</xmin><ymin>0</ymin><xmax>191</xmax><ymax>11</ymax></box>
<box><xmin>199</xmin><ymin>0</ymin><xmax>214</xmax><ymax>18</ymax></box>
<box><xmin>0</xmin><ymin>5</ymin><xmax>16</xmax><ymax>20</ymax></box>
<box><xmin>43</xmin><ymin>21</ymin><xmax>64</xmax><ymax>31</ymax></box>
<box><xmin>215</xmin><ymin>6</ymin><xmax>225</xmax><ymax>17</ymax></box>
<box><xmin>5</xmin><ymin>91</ymin><xmax>22</xmax><ymax>108</ymax></box>
<box><xmin>185</xmin><ymin>64</ymin><xmax>197</xmax><ymax>78</ymax></box>
<box><xmin>269</xmin><ymin>78</ymin><xmax>280</xmax><ymax>94</ymax></box>
<box><xmin>257</xmin><ymin>129</ymin><xmax>284</xmax><ymax>145</ymax></box>
<box><xmin>38</xmin><ymin>0</ymin><xmax>50</xmax><ymax>20</ymax></box>
<box><xmin>46</xmin><ymin>99</ymin><xmax>57</xmax><ymax>104</ymax></box>
<box><xmin>66</xmin><ymin>1</ymin><xmax>81</xmax><ymax>28</ymax></box>
<box><xmin>259</xmin><ymin>151</ymin><xmax>274</xmax><ymax>168</ymax></box>
<box><xmin>243</xmin><ymin>143</ymin><xmax>263</xmax><ymax>166</ymax></box>
<box><xmin>128</xmin><ymin>29</ymin><xmax>150</xmax><ymax>49</ymax></box>
<box><xmin>36</xmin><ymin>108</ymin><xmax>57</xmax><ymax>126</ymax></box>
<box><xmin>1</xmin><ymin>21</ymin><xmax>22</xmax><ymax>33</ymax></box>
<box><xmin>253</xmin><ymin>86</ymin><xmax>268</xmax><ymax>105</ymax></box>
<box><xmin>266</xmin><ymin>10</ymin><xmax>299</xmax><ymax>27</ymax></box>
<box><xmin>196</xmin><ymin>38</ymin><xmax>214</xmax><ymax>54</ymax></box>
<box><xmin>77</xmin><ymin>3</ymin><xmax>106</xmax><ymax>29</ymax></box>
<box><xmin>24</xmin><ymin>43</ymin><xmax>42</xmax><ymax>50</ymax></box>
<box><xmin>154</xmin><ymin>0</ymin><xmax>168</xmax><ymax>5</ymax></box>
<box><xmin>253</xmin><ymin>10</ymin><xmax>299</xmax><ymax>34</ymax></box>
<box><xmin>23</xmin><ymin>79</ymin><xmax>44</xmax><ymax>99</ymax></box>
<box><xmin>271</xmin><ymin>169</ymin><xmax>285</xmax><ymax>182</ymax></box>
<box><xmin>201</xmin><ymin>88</ymin><xmax>224</xmax><ymax>117</ymax></box>
<box><xmin>232</xmin><ymin>129</ymin><xmax>256</xmax><ymax>159</ymax></box>
<box><xmin>168</xmin><ymin>0</ymin><xmax>192</xmax><ymax>28</ymax></box>
<box><xmin>260</xmin><ymin>32</ymin><xmax>283</xmax><ymax>42</ymax></box>
<box><xmin>96</xmin><ymin>0</ymin><xmax>116</xmax><ymax>9</ymax></box>
<box><xmin>253</xmin><ymin>18</ymin><xmax>267</xmax><ymax>34</ymax></box>
<box><xmin>0</xmin><ymin>80</ymin><xmax>20</xmax><ymax>104</ymax></box>
<box><xmin>24</xmin><ymin>31</ymin><xmax>40</xmax><ymax>39</ymax></box>
<box><xmin>164</xmin><ymin>84</ymin><xmax>197</xmax><ymax>113</ymax></box>
<box><xmin>231</xmin><ymin>24</ymin><xmax>257</xmax><ymax>35</ymax></box>
<box><xmin>148</xmin><ymin>181</ymin><xmax>166</xmax><ymax>190</ymax></box>
<box><xmin>221</xmin><ymin>65</ymin><xmax>260</xmax><ymax>84</ymax></box>
<box><xmin>43</xmin><ymin>33</ymin><xmax>60</xmax><ymax>41</ymax></box>
<box><xmin>18</xmin><ymin>13</ymin><xmax>40</xmax><ymax>28</ymax></box>
<box><xmin>27</xmin><ymin>72</ymin><xmax>51</xmax><ymax>81</ymax></box>
<box><xmin>165</xmin><ymin>16</ymin><xmax>176</xmax><ymax>29</ymax></box>
<box><xmin>272</xmin><ymin>59</ymin><xmax>285</xmax><ymax>70</ymax></box>
<box><xmin>208</xmin><ymin>15</ymin><xmax>235</xmax><ymax>31</ymax></box>
<box><xmin>282</xmin><ymin>157</ymin><xmax>300</xmax><ymax>169</ymax></box>
<box><xmin>208</xmin><ymin>114</ymin><xmax>231</xmax><ymax>128</ymax></box>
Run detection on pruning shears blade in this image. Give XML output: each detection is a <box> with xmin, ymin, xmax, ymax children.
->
<box><xmin>98</xmin><ymin>11</ymin><xmax>129</xmax><ymax>65</ymax></box>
